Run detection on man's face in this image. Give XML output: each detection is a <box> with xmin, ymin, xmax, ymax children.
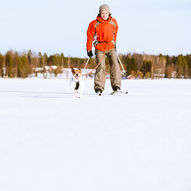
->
<box><xmin>101</xmin><ymin>11</ymin><xmax>109</xmax><ymax>20</ymax></box>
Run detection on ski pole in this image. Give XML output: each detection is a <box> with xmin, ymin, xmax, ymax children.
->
<box><xmin>116</xmin><ymin>53</ymin><xmax>126</xmax><ymax>75</ymax></box>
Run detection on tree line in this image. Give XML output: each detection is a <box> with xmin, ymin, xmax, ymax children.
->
<box><xmin>0</xmin><ymin>50</ymin><xmax>191</xmax><ymax>78</ymax></box>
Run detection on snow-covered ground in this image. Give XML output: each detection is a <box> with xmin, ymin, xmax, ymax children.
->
<box><xmin>0</xmin><ymin>78</ymin><xmax>191</xmax><ymax>191</ymax></box>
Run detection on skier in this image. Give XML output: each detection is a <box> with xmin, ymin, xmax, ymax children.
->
<box><xmin>86</xmin><ymin>4</ymin><xmax>121</xmax><ymax>95</ymax></box>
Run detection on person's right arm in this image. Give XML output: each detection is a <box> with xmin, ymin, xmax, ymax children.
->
<box><xmin>86</xmin><ymin>20</ymin><xmax>96</xmax><ymax>57</ymax></box>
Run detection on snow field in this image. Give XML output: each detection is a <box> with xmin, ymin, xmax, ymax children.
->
<box><xmin>0</xmin><ymin>78</ymin><xmax>191</xmax><ymax>191</ymax></box>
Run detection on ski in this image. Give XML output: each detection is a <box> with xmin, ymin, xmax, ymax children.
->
<box><xmin>110</xmin><ymin>90</ymin><xmax>128</xmax><ymax>95</ymax></box>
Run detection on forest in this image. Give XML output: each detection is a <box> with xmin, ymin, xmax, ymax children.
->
<box><xmin>0</xmin><ymin>50</ymin><xmax>191</xmax><ymax>79</ymax></box>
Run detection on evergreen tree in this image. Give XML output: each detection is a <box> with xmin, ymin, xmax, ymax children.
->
<box><xmin>38</xmin><ymin>52</ymin><xmax>44</xmax><ymax>68</ymax></box>
<box><xmin>13</xmin><ymin>52</ymin><xmax>19</xmax><ymax>77</ymax></box>
<box><xmin>60</xmin><ymin>53</ymin><xmax>64</xmax><ymax>68</ymax></box>
<box><xmin>48</xmin><ymin>55</ymin><xmax>56</xmax><ymax>66</ymax></box>
<box><xmin>165</xmin><ymin>55</ymin><xmax>172</xmax><ymax>78</ymax></box>
<box><xmin>140</xmin><ymin>60</ymin><xmax>151</xmax><ymax>76</ymax></box>
<box><xmin>27</xmin><ymin>50</ymin><xmax>32</xmax><ymax>65</ymax></box>
<box><xmin>123</xmin><ymin>55</ymin><xmax>137</xmax><ymax>76</ymax></box>
<box><xmin>176</xmin><ymin>54</ymin><xmax>188</xmax><ymax>78</ymax></box>
<box><xmin>18</xmin><ymin>54</ymin><xmax>30</xmax><ymax>78</ymax></box>
<box><xmin>5</xmin><ymin>52</ymin><xmax>14</xmax><ymax>77</ymax></box>
<box><xmin>43</xmin><ymin>53</ymin><xmax>48</xmax><ymax>67</ymax></box>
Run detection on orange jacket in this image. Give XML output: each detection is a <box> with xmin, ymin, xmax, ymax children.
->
<box><xmin>86</xmin><ymin>15</ymin><xmax>118</xmax><ymax>52</ymax></box>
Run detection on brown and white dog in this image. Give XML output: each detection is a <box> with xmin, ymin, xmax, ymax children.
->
<box><xmin>70</xmin><ymin>67</ymin><xmax>84</xmax><ymax>98</ymax></box>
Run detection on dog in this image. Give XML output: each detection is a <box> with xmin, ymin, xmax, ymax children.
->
<box><xmin>70</xmin><ymin>67</ymin><xmax>84</xmax><ymax>98</ymax></box>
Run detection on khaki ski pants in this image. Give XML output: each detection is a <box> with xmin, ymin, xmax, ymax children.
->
<box><xmin>94</xmin><ymin>48</ymin><xmax>121</xmax><ymax>92</ymax></box>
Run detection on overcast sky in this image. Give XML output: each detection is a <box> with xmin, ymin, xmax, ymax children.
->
<box><xmin>0</xmin><ymin>0</ymin><xmax>190</xmax><ymax>57</ymax></box>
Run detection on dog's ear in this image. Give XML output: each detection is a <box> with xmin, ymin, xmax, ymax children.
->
<box><xmin>71</xmin><ymin>67</ymin><xmax>74</xmax><ymax>73</ymax></box>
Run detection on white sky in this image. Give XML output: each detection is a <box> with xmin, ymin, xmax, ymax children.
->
<box><xmin>0</xmin><ymin>0</ymin><xmax>191</xmax><ymax>57</ymax></box>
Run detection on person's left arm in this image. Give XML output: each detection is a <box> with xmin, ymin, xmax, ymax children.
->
<box><xmin>113</xmin><ymin>18</ymin><xmax>118</xmax><ymax>43</ymax></box>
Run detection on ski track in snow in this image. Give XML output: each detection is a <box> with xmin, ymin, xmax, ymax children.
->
<box><xmin>0</xmin><ymin>78</ymin><xmax>191</xmax><ymax>191</ymax></box>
